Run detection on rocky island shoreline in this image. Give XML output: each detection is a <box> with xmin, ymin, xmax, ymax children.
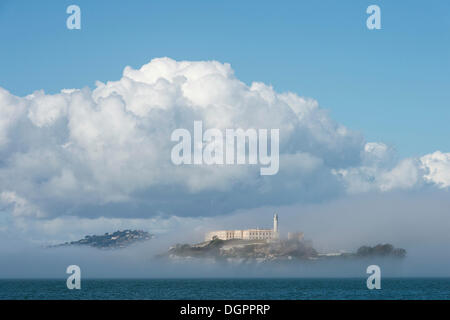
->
<box><xmin>160</xmin><ymin>238</ymin><xmax>406</xmax><ymax>265</ymax></box>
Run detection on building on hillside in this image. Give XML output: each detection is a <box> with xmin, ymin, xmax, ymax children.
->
<box><xmin>205</xmin><ymin>214</ymin><xmax>279</xmax><ymax>241</ymax></box>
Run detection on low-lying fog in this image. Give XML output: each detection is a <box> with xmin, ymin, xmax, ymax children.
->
<box><xmin>1</xmin><ymin>191</ymin><xmax>449</xmax><ymax>278</ymax></box>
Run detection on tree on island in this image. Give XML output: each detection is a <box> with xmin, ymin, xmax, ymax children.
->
<box><xmin>356</xmin><ymin>244</ymin><xmax>406</xmax><ymax>258</ymax></box>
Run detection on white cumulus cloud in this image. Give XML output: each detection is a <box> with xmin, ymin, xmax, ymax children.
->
<box><xmin>421</xmin><ymin>151</ymin><xmax>450</xmax><ymax>188</ymax></box>
<box><xmin>0</xmin><ymin>57</ymin><xmax>448</xmax><ymax>240</ymax></box>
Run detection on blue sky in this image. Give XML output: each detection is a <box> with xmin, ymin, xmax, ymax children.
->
<box><xmin>0</xmin><ymin>0</ymin><xmax>449</xmax><ymax>158</ymax></box>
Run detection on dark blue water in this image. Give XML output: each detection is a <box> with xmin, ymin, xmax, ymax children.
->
<box><xmin>0</xmin><ymin>278</ymin><xmax>449</xmax><ymax>300</ymax></box>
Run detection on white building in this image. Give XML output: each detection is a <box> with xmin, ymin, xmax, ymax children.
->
<box><xmin>205</xmin><ymin>214</ymin><xmax>279</xmax><ymax>241</ymax></box>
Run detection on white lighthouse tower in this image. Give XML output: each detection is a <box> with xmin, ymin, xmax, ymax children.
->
<box><xmin>273</xmin><ymin>213</ymin><xmax>279</xmax><ymax>239</ymax></box>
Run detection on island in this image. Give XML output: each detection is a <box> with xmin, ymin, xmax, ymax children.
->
<box><xmin>159</xmin><ymin>214</ymin><xmax>406</xmax><ymax>264</ymax></box>
<box><xmin>161</xmin><ymin>238</ymin><xmax>406</xmax><ymax>264</ymax></box>
<box><xmin>50</xmin><ymin>229</ymin><xmax>153</xmax><ymax>249</ymax></box>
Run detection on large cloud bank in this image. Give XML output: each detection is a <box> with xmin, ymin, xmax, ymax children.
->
<box><xmin>0</xmin><ymin>57</ymin><xmax>449</xmax><ymax>236</ymax></box>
